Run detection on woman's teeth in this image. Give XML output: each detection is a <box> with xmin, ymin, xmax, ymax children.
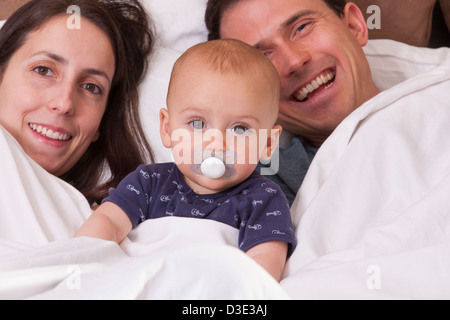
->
<box><xmin>296</xmin><ymin>71</ymin><xmax>336</xmax><ymax>102</ymax></box>
<box><xmin>29</xmin><ymin>123</ymin><xmax>71</xmax><ymax>141</ymax></box>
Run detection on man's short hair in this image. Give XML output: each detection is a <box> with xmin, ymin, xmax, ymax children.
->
<box><xmin>205</xmin><ymin>0</ymin><xmax>347</xmax><ymax>41</ymax></box>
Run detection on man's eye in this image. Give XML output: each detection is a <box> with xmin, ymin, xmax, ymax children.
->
<box><xmin>294</xmin><ymin>22</ymin><xmax>312</xmax><ymax>36</ymax></box>
<box><xmin>190</xmin><ymin>120</ymin><xmax>206</xmax><ymax>130</ymax></box>
<box><xmin>262</xmin><ymin>51</ymin><xmax>274</xmax><ymax>60</ymax></box>
<box><xmin>297</xmin><ymin>24</ymin><xmax>307</xmax><ymax>32</ymax></box>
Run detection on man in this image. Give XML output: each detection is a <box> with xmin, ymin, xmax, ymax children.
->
<box><xmin>206</xmin><ymin>0</ymin><xmax>450</xmax><ymax>299</ymax></box>
<box><xmin>206</xmin><ymin>0</ymin><xmax>380</xmax><ymax>204</ymax></box>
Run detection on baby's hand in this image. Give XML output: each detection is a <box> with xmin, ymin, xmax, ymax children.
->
<box><xmin>246</xmin><ymin>241</ymin><xmax>288</xmax><ymax>282</ymax></box>
<box><xmin>75</xmin><ymin>202</ymin><xmax>132</xmax><ymax>244</ymax></box>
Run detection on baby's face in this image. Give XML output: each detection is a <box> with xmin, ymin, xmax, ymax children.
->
<box><xmin>162</xmin><ymin>63</ymin><xmax>280</xmax><ymax>195</ymax></box>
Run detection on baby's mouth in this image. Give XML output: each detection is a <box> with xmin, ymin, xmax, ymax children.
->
<box><xmin>294</xmin><ymin>70</ymin><xmax>336</xmax><ymax>102</ymax></box>
<box><xmin>191</xmin><ymin>148</ymin><xmax>237</xmax><ymax>179</ymax></box>
<box><xmin>29</xmin><ymin>123</ymin><xmax>72</xmax><ymax>141</ymax></box>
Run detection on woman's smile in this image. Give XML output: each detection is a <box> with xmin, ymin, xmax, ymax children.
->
<box><xmin>28</xmin><ymin>123</ymin><xmax>73</xmax><ymax>142</ymax></box>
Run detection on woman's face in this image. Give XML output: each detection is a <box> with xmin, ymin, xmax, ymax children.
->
<box><xmin>0</xmin><ymin>15</ymin><xmax>115</xmax><ymax>176</ymax></box>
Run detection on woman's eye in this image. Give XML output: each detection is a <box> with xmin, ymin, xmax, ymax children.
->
<box><xmin>82</xmin><ymin>83</ymin><xmax>102</xmax><ymax>94</ymax></box>
<box><xmin>190</xmin><ymin>120</ymin><xmax>206</xmax><ymax>130</ymax></box>
<box><xmin>34</xmin><ymin>66</ymin><xmax>53</xmax><ymax>77</ymax></box>
<box><xmin>232</xmin><ymin>125</ymin><xmax>249</xmax><ymax>135</ymax></box>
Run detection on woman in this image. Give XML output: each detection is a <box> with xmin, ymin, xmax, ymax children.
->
<box><xmin>0</xmin><ymin>0</ymin><xmax>155</xmax><ymax>205</ymax></box>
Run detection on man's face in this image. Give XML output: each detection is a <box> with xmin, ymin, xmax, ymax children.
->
<box><xmin>221</xmin><ymin>0</ymin><xmax>379</xmax><ymax>145</ymax></box>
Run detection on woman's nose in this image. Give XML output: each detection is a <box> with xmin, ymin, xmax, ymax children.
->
<box><xmin>47</xmin><ymin>82</ymin><xmax>76</xmax><ymax>116</ymax></box>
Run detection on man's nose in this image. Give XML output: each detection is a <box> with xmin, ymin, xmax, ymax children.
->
<box><xmin>276</xmin><ymin>42</ymin><xmax>312</xmax><ymax>78</ymax></box>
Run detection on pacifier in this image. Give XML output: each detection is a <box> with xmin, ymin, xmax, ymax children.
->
<box><xmin>200</xmin><ymin>157</ymin><xmax>226</xmax><ymax>179</ymax></box>
<box><xmin>191</xmin><ymin>148</ymin><xmax>237</xmax><ymax>179</ymax></box>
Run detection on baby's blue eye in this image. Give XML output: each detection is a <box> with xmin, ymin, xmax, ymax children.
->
<box><xmin>232</xmin><ymin>125</ymin><xmax>248</xmax><ymax>135</ymax></box>
<box><xmin>190</xmin><ymin>120</ymin><xmax>206</xmax><ymax>130</ymax></box>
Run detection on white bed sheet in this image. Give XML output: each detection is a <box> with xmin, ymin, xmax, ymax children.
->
<box><xmin>281</xmin><ymin>51</ymin><xmax>450</xmax><ymax>299</ymax></box>
<box><xmin>0</xmin><ymin>127</ymin><xmax>91</xmax><ymax>246</ymax></box>
<box><xmin>0</xmin><ymin>127</ymin><xmax>288</xmax><ymax>300</ymax></box>
<box><xmin>0</xmin><ymin>218</ymin><xmax>288</xmax><ymax>300</ymax></box>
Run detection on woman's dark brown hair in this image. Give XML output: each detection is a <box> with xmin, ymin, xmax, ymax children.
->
<box><xmin>205</xmin><ymin>0</ymin><xmax>347</xmax><ymax>41</ymax></box>
<box><xmin>0</xmin><ymin>0</ymin><xmax>155</xmax><ymax>203</ymax></box>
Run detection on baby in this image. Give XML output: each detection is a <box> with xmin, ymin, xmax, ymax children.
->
<box><xmin>76</xmin><ymin>39</ymin><xmax>296</xmax><ymax>281</ymax></box>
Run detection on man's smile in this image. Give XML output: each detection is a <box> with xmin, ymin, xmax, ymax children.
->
<box><xmin>293</xmin><ymin>69</ymin><xmax>336</xmax><ymax>102</ymax></box>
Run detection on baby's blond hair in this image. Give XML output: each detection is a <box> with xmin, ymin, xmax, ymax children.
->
<box><xmin>176</xmin><ymin>39</ymin><xmax>277</xmax><ymax>74</ymax></box>
<box><xmin>168</xmin><ymin>39</ymin><xmax>280</xmax><ymax>105</ymax></box>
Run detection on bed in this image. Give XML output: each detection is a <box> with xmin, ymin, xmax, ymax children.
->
<box><xmin>1</xmin><ymin>0</ymin><xmax>450</xmax><ymax>300</ymax></box>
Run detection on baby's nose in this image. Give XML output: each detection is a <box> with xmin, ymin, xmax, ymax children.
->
<box><xmin>203</xmin><ymin>129</ymin><xmax>226</xmax><ymax>155</ymax></box>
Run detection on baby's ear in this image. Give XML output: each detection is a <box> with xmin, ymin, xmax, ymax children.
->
<box><xmin>260</xmin><ymin>125</ymin><xmax>282</xmax><ymax>161</ymax></box>
<box><xmin>159</xmin><ymin>108</ymin><xmax>172</xmax><ymax>148</ymax></box>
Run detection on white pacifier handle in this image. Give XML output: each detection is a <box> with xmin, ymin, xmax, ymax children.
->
<box><xmin>200</xmin><ymin>157</ymin><xmax>226</xmax><ymax>179</ymax></box>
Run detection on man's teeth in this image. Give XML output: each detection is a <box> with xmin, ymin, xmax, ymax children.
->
<box><xmin>29</xmin><ymin>123</ymin><xmax>71</xmax><ymax>141</ymax></box>
<box><xmin>296</xmin><ymin>71</ymin><xmax>336</xmax><ymax>101</ymax></box>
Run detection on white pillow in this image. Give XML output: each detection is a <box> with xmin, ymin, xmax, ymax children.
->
<box><xmin>139</xmin><ymin>46</ymin><xmax>180</xmax><ymax>163</ymax></box>
<box><xmin>138</xmin><ymin>1</ymin><xmax>209</xmax><ymax>163</ymax></box>
<box><xmin>141</xmin><ymin>0</ymin><xmax>208</xmax><ymax>52</ymax></box>
<box><xmin>0</xmin><ymin>20</ymin><xmax>4</xmax><ymax>28</ymax></box>
<box><xmin>363</xmin><ymin>39</ymin><xmax>450</xmax><ymax>91</ymax></box>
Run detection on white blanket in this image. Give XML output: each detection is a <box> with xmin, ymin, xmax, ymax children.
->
<box><xmin>0</xmin><ymin>128</ymin><xmax>91</xmax><ymax>246</ymax></box>
<box><xmin>0</xmin><ymin>128</ymin><xmax>288</xmax><ymax>300</ymax></box>
<box><xmin>0</xmin><ymin>219</ymin><xmax>287</xmax><ymax>300</ymax></box>
<box><xmin>281</xmin><ymin>53</ymin><xmax>450</xmax><ymax>299</ymax></box>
